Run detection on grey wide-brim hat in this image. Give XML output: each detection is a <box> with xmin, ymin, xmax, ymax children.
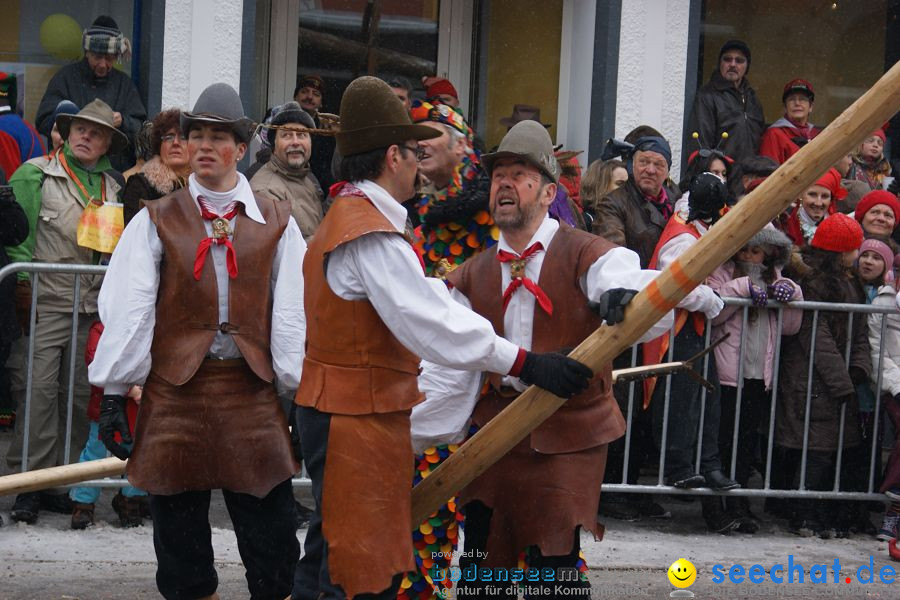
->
<box><xmin>180</xmin><ymin>82</ymin><xmax>254</xmax><ymax>143</ymax></box>
<box><xmin>482</xmin><ymin>120</ymin><xmax>560</xmax><ymax>183</ymax></box>
<box><xmin>56</xmin><ymin>98</ymin><xmax>129</xmax><ymax>154</ymax></box>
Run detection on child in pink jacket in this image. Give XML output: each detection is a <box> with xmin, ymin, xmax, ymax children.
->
<box><xmin>707</xmin><ymin>227</ymin><xmax>803</xmax><ymax>532</ymax></box>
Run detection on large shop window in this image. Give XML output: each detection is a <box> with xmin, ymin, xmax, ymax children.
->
<box><xmin>297</xmin><ymin>0</ymin><xmax>441</xmax><ymax>114</ymax></box>
<box><xmin>471</xmin><ymin>0</ymin><xmax>563</xmax><ymax>151</ymax></box>
<box><xmin>0</xmin><ymin>1</ymin><xmax>137</xmax><ymax>127</ymax></box>
<box><xmin>699</xmin><ymin>0</ymin><xmax>891</xmax><ymax>127</ymax></box>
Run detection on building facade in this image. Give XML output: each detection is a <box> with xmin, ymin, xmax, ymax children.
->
<box><xmin>2</xmin><ymin>0</ymin><xmax>897</xmax><ymax>178</ymax></box>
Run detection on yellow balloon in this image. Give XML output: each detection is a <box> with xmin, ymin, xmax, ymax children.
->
<box><xmin>667</xmin><ymin>558</ymin><xmax>697</xmax><ymax>589</ymax></box>
<box><xmin>40</xmin><ymin>14</ymin><xmax>84</xmax><ymax>61</ymax></box>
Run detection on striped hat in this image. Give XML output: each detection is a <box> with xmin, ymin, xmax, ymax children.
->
<box><xmin>82</xmin><ymin>16</ymin><xmax>132</xmax><ymax>62</ymax></box>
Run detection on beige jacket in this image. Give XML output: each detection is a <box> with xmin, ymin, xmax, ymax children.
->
<box><xmin>29</xmin><ymin>154</ymin><xmax>120</xmax><ymax>313</ymax></box>
<box><xmin>250</xmin><ymin>156</ymin><xmax>323</xmax><ymax>240</ymax></box>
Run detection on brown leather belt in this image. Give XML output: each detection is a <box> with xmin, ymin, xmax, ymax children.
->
<box><xmin>202</xmin><ymin>358</ymin><xmax>246</xmax><ymax>368</ymax></box>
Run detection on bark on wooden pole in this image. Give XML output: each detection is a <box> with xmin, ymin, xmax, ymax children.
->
<box><xmin>411</xmin><ymin>60</ymin><xmax>900</xmax><ymax>527</ymax></box>
<box><xmin>0</xmin><ymin>457</ymin><xmax>125</xmax><ymax>497</ymax></box>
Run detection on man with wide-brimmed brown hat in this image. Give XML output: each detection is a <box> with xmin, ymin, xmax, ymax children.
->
<box><xmin>89</xmin><ymin>82</ymin><xmax>306</xmax><ymax>600</ymax></box>
<box><xmin>5</xmin><ymin>98</ymin><xmax>124</xmax><ymax>525</ymax></box>
<box><xmin>292</xmin><ymin>76</ymin><xmax>594</xmax><ymax>600</ymax></box>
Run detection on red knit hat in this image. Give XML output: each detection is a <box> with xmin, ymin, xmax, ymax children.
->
<box><xmin>812</xmin><ymin>168</ymin><xmax>847</xmax><ymax>203</ymax></box>
<box><xmin>810</xmin><ymin>213</ymin><xmax>863</xmax><ymax>252</ymax></box>
<box><xmin>870</xmin><ymin>129</ymin><xmax>886</xmax><ymax>143</ymax></box>
<box><xmin>854</xmin><ymin>190</ymin><xmax>900</xmax><ymax>224</ymax></box>
<box><xmin>423</xmin><ymin>77</ymin><xmax>458</xmax><ymax>102</ymax></box>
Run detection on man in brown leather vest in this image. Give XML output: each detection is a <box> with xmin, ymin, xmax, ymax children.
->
<box><xmin>291</xmin><ymin>77</ymin><xmax>594</xmax><ymax>600</ymax></box>
<box><xmin>440</xmin><ymin>121</ymin><xmax>723</xmax><ymax>598</ymax></box>
<box><xmin>89</xmin><ymin>83</ymin><xmax>306</xmax><ymax>600</ymax></box>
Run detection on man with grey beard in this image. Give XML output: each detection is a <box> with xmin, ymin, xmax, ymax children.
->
<box><xmin>251</xmin><ymin>101</ymin><xmax>325</xmax><ymax>240</ymax></box>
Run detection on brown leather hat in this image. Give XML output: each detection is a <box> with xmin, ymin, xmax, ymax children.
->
<box><xmin>56</xmin><ymin>98</ymin><xmax>129</xmax><ymax>154</ymax></box>
<box><xmin>336</xmin><ymin>76</ymin><xmax>441</xmax><ymax>157</ymax></box>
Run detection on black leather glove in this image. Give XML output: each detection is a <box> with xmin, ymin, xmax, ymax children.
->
<box><xmin>849</xmin><ymin>366</ymin><xmax>868</xmax><ymax>386</ymax></box>
<box><xmin>589</xmin><ymin>288</ymin><xmax>638</xmax><ymax>325</ymax></box>
<box><xmin>518</xmin><ymin>351</ymin><xmax>593</xmax><ymax>398</ymax></box>
<box><xmin>99</xmin><ymin>394</ymin><xmax>132</xmax><ymax>460</ymax></box>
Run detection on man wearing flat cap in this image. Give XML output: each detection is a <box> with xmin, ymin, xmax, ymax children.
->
<box><xmin>250</xmin><ymin>101</ymin><xmax>324</xmax><ymax>240</ymax></box>
<box><xmin>89</xmin><ymin>82</ymin><xmax>306</xmax><ymax>600</ymax></box>
<box><xmin>5</xmin><ymin>98</ymin><xmax>124</xmax><ymax>524</ymax></box>
<box><xmin>36</xmin><ymin>15</ymin><xmax>146</xmax><ymax>172</ymax></box>
<box><xmin>294</xmin><ymin>74</ymin><xmax>337</xmax><ymax>192</ymax></box>
<box><xmin>686</xmin><ymin>40</ymin><xmax>765</xmax><ymax>165</ymax></box>
<box><xmin>292</xmin><ymin>76</ymin><xmax>594</xmax><ymax>600</ymax></box>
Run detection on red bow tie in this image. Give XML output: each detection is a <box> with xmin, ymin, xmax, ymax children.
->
<box><xmin>193</xmin><ymin>195</ymin><xmax>239</xmax><ymax>281</ymax></box>
<box><xmin>496</xmin><ymin>242</ymin><xmax>553</xmax><ymax>316</ymax></box>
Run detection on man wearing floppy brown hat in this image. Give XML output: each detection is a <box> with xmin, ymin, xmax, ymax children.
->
<box><xmin>418</xmin><ymin>121</ymin><xmax>720</xmax><ymax>597</ymax></box>
<box><xmin>292</xmin><ymin>76</ymin><xmax>594</xmax><ymax>600</ymax></box>
<box><xmin>4</xmin><ymin>98</ymin><xmax>123</xmax><ymax>524</ymax></box>
<box><xmin>89</xmin><ymin>83</ymin><xmax>306</xmax><ymax>600</ymax></box>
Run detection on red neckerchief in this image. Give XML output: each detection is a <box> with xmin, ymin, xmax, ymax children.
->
<box><xmin>58</xmin><ymin>151</ymin><xmax>106</xmax><ymax>206</ymax></box>
<box><xmin>646</xmin><ymin>187</ymin><xmax>672</xmax><ymax>221</ymax></box>
<box><xmin>496</xmin><ymin>242</ymin><xmax>553</xmax><ymax>315</ymax></box>
<box><xmin>193</xmin><ymin>195</ymin><xmax>239</xmax><ymax>280</ymax></box>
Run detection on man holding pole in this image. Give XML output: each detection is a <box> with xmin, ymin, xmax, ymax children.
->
<box><xmin>431</xmin><ymin>121</ymin><xmax>723</xmax><ymax>598</ymax></box>
<box><xmin>291</xmin><ymin>77</ymin><xmax>593</xmax><ymax>600</ymax></box>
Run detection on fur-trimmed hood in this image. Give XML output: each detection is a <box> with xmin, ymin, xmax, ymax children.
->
<box><xmin>140</xmin><ymin>155</ymin><xmax>185</xmax><ymax>195</ymax></box>
<box><xmin>746</xmin><ymin>225</ymin><xmax>792</xmax><ymax>266</ymax></box>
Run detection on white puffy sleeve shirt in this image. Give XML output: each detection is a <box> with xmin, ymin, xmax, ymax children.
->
<box><xmin>412</xmin><ymin>217</ymin><xmax>720</xmax><ymax>451</ymax></box>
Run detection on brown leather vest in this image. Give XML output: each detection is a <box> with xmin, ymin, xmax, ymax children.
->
<box><xmin>146</xmin><ymin>187</ymin><xmax>290</xmax><ymax>385</ymax></box>
<box><xmin>295</xmin><ymin>194</ymin><xmax>423</xmax><ymax>415</ymax></box>
<box><xmin>447</xmin><ymin>224</ymin><xmax>626</xmax><ymax>453</ymax></box>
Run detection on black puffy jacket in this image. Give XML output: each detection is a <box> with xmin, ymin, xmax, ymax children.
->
<box><xmin>0</xmin><ymin>168</ymin><xmax>29</xmax><ymax>346</ymax></box>
<box><xmin>686</xmin><ymin>70</ymin><xmax>766</xmax><ymax>165</ymax></box>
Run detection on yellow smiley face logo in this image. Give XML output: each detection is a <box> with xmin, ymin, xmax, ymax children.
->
<box><xmin>667</xmin><ymin>558</ymin><xmax>697</xmax><ymax>588</ymax></box>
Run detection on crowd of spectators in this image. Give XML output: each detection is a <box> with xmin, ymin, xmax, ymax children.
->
<box><xmin>0</xmin><ymin>18</ymin><xmax>899</xmax><ymax>555</ymax></box>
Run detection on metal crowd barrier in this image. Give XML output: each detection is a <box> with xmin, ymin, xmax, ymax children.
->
<box><xmin>0</xmin><ymin>261</ymin><xmax>312</xmax><ymax>490</ymax></box>
<box><xmin>606</xmin><ymin>297</ymin><xmax>898</xmax><ymax>501</ymax></box>
<box><xmin>2</xmin><ymin>262</ymin><xmax>898</xmax><ymax>501</ymax></box>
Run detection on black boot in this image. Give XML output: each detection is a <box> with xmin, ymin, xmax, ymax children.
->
<box><xmin>725</xmin><ymin>496</ymin><xmax>758</xmax><ymax>534</ymax></box>
<box><xmin>701</xmin><ymin>496</ymin><xmax>738</xmax><ymax>534</ymax></box>
<box><xmin>10</xmin><ymin>492</ymin><xmax>40</xmax><ymax>524</ymax></box>
<box><xmin>703</xmin><ymin>469</ymin><xmax>740</xmax><ymax>490</ymax></box>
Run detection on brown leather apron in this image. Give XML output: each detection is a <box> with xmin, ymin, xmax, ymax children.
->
<box><xmin>322</xmin><ymin>411</ymin><xmax>415</xmax><ymax>598</ymax></box>
<box><xmin>460</xmin><ymin>407</ymin><xmax>608</xmax><ymax>566</ymax></box>
<box><xmin>127</xmin><ymin>359</ymin><xmax>298</xmax><ymax>497</ymax></box>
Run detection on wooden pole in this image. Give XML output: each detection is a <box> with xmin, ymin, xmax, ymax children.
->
<box><xmin>411</xmin><ymin>61</ymin><xmax>900</xmax><ymax>527</ymax></box>
<box><xmin>0</xmin><ymin>457</ymin><xmax>125</xmax><ymax>497</ymax></box>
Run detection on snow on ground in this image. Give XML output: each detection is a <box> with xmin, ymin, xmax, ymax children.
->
<box><xmin>1</xmin><ymin>431</ymin><xmax>897</xmax><ymax>599</ymax></box>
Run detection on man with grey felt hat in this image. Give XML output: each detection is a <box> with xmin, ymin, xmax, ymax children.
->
<box><xmin>250</xmin><ymin>101</ymin><xmax>324</xmax><ymax>240</ymax></box>
<box><xmin>90</xmin><ymin>82</ymin><xmax>306</xmax><ymax>600</ymax></box>
<box><xmin>5</xmin><ymin>97</ymin><xmax>124</xmax><ymax>528</ymax></box>
<box><xmin>292</xmin><ymin>77</ymin><xmax>594</xmax><ymax>600</ymax></box>
<box><xmin>418</xmin><ymin>121</ymin><xmax>720</xmax><ymax>595</ymax></box>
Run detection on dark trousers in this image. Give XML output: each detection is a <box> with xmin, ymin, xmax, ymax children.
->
<box><xmin>650</xmin><ymin>326</ymin><xmax>722</xmax><ymax>481</ymax></box>
<box><xmin>457</xmin><ymin>501</ymin><xmax>591</xmax><ymax>600</ymax></box>
<box><xmin>291</xmin><ymin>406</ymin><xmax>401</xmax><ymax>600</ymax></box>
<box><xmin>149</xmin><ymin>479</ymin><xmax>299</xmax><ymax>600</ymax></box>
<box><xmin>719</xmin><ymin>380</ymin><xmax>767</xmax><ymax>486</ymax></box>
